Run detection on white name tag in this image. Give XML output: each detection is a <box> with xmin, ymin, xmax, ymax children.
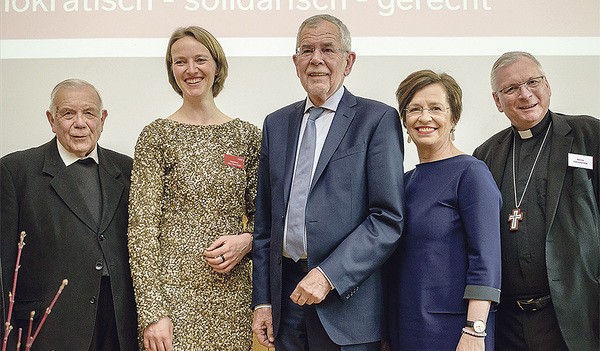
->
<box><xmin>568</xmin><ymin>153</ymin><xmax>593</xmax><ymax>170</ymax></box>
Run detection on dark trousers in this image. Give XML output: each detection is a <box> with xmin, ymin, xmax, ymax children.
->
<box><xmin>89</xmin><ymin>276</ymin><xmax>120</xmax><ymax>351</ymax></box>
<box><xmin>496</xmin><ymin>301</ymin><xmax>568</xmax><ymax>351</ymax></box>
<box><xmin>276</xmin><ymin>257</ymin><xmax>379</xmax><ymax>351</ymax></box>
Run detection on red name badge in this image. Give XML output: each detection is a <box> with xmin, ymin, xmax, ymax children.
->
<box><xmin>224</xmin><ymin>154</ymin><xmax>244</xmax><ymax>169</ymax></box>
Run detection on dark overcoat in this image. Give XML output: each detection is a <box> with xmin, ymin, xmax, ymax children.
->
<box><xmin>0</xmin><ymin>138</ymin><xmax>138</xmax><ymax>350</ymax></box>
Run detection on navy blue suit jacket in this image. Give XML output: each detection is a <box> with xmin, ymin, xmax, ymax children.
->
<box><xmin>252</xmin><ymin>88</ymin><xmax>405</xmax><ymax>345</ymax></box>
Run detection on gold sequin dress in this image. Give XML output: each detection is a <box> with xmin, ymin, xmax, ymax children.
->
<box><xmin>127</xmin><ymin>118</ymin><xmax>261</xmax><ymax>350</ymax></box>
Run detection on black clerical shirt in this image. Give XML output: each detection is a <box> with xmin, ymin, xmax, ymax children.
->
<box><xmin>499</xmin><ymin>112</ymin><xmax>553</xmax><ymax>299</ymax></box>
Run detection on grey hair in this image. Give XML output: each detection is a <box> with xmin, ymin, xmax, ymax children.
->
<box><xmin>490</xmin><ymin>51</ymin><xmax>545</xmax><ymax>91</ymax></box>
<box><xmin>296</xmin><ymin>14</ymin><xmax>352</xmax><ymax>52</ymax></box>
<box><xmin>48</xmin><ymin>79</ymin><xmax>103</xmax><ymax>116</ymax></box>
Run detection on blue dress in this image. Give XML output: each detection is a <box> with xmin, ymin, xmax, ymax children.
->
<box><xmin>387</xmin><ymin>155</ymin><xmax>502</xmax><ymax>350</ymax></box>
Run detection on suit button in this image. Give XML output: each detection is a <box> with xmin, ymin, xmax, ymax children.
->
<box><xmin>278</xmin><ymin>257</ymin><xmax>282</xmax><ymax>265</ymax></box>
<box><xmin>90</xmin><ymin>296</ymin><xmax>96</xmax><ymax>304</ymax></box>
<box><xmin>95</xmin><ymin>262</ymin><xmax>103</xmax><ymax>271</ymax></box>
<box><xmin>281</xmin><ymin>215</ymin><xmax>285</xmax><ymax>223</ymax></box>
<box><xmin>98</xmin><ymin>234</ymin><xmax>106</xmax><ymax>241</ymax></box>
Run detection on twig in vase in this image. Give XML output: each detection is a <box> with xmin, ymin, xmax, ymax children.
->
<box><xmin>25</xmin><ymin>279</ymin><xmax>68</xmax><ymax>350</ymax></box>
<box><xmin>25</xmin><ymin>312</ymin><xmax>34</xmax><ymax>349</ymax></box>
<box><xmin>16</xmin><ymin>328</ymin><xmax>22</xmax><ymax>349</ymax></box>
<box><xmin>2</xmin><ymin>231</ymin><xmax>26</xmax><ymax>351</ymax></box>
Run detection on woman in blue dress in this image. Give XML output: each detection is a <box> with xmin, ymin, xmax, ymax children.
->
<box><xmin>387</xmin><ymin>70</ymin><xmax>502</xmax><ymax>350</ymax></box>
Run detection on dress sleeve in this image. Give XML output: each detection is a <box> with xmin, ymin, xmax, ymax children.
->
<box><xmin>242</xmin><ymin>125</ymin><xmax>262</xmax><ymax>235</ymax></box>
<box><xmin>127</xmin><ymin>122</ymin><xmax>170</xmax><ymax>331</ymax></box>
<box><xmin>458</xmin><ymin>160</ymin><xmax>502</xmax><ymax>303</ymax></box>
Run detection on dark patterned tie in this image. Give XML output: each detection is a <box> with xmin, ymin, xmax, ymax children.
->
<box><xmin>70</xmin><ymin>158</ymin><xmax>103</xmax><ymax>228</ymax></box>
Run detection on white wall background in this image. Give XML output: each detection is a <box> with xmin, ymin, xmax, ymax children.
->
<box><xmin>1</xmin><ymin>53</ymin><xmax>598</xmax><ymax>170</ymax></box>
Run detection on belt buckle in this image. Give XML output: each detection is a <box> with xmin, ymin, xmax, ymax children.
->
<box><xmin>517</xmin><ymin>298</ymin><xmax>536</xmax><ymax>311</ymax></box>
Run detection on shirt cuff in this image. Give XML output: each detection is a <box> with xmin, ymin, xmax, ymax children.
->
<box><xmin>254</xmin><ymin>304</ymin><xmax>272</xmax><ymax>311</ymax></box>
<box><xmin>316</xmin><ymin>266</ymin><xmax>335</xmax><ymax>291</ymax></box>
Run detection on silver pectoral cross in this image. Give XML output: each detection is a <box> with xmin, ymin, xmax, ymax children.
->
<box><xmin>508</xmin><ymin>208</ymin><xmax>523</xmax><ymax>231</ymax></box>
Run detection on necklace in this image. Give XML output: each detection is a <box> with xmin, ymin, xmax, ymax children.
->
<box><xmin>508</xmin><ymin>122</ymin><xmax>552</xmax><ymax>231</ymax></box>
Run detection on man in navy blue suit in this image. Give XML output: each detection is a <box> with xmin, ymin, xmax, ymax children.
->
<box><xmin>251</xmin><ymin>14</ymin><xmax>405</xmax><ymax>350</ymax></box>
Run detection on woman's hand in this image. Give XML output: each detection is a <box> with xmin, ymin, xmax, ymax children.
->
<box><xmin>457</xmin><ymin>299</ymin><xmax>490</xmax><ymax>351</ymax></box>
<box><xmin>204</xmin><ymin>233</ymin><xmax>252</xmax><ymax>273</ymax></box>
<box><xmin>143</xmin><ymin>316</ymin><xmax>173</xmax><ymax>351</ymax></box>
<box><xmin>456</xmin><ymin>332</ymin><xmax>485</xmax><ymax>351</ymax></box>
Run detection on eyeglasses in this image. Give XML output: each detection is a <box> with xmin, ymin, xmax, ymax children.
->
<box><xmin>403</xmin><ymin>106</ymin><xmax>451</xmax><ymax>118</ymax></box>
<box><xmin>497</xmin><ymin>76</ymin><xmax>545</xmax><ymax>95</ymax></box>
<box><xmin>295</xmin><ymin>45</ymin><xmax>346</xmax><ymax>59</ymax></box>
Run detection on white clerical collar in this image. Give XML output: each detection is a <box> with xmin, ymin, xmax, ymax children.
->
<box><xmin>56</xmin><ymin>139</ymin><xmax>99</xmax><ymax>166</ymax></box>
<box><xmin>517</xmin><ymin>129</ymin><xmax>533</xmax><ymax>139</ymax></box>
<box><xmin>304</xmin><ymin>86</ymin><xmax>345</xmax><ymax>113</ymax></box>
<box><xmin>514</xmin><ymin>112</ymin><xmax>552</xmax><ymax>140</ymax></box>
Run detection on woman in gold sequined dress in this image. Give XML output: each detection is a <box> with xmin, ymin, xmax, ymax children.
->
<box><xmin>127</xmin><ymin>26</ymin><xmax>261</xmax><ymax>351</ymax></box>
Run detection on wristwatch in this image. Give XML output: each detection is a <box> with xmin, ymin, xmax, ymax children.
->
<box><xmin>465</xmin><ymin>320</ymin><xmax>486</xmax><ymax>333</ymax></box>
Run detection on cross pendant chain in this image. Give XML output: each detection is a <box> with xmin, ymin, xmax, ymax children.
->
<box><xmin>510</xmin><ymin>122</ymin><xmax>552</xmax><ymax>232</ymax></box>
<box><xmin>508</xmin><ymin>208</ymin><xmax>524</xmax><ymax>231</ymax></box>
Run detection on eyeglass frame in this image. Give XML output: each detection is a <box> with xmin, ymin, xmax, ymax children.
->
<box><xmin>295</xmin><ymin>45</ymin><xmax>348</xmax><ymax>59</ymax></box>
<box><xmin>496</xmin><ymin>75</ymin><xmax>545</xmax><ymax>95</ymax></box>
<box><xmin>403</xmin><ymin>106</ymin><xmax>451</xmax><ymax>118</ymax></box>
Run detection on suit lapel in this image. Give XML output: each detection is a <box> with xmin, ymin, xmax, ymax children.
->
<box><xmin>283</xmin><ymin>101</ymin><xmax>306</xmax><ymax>205</ymax></box>
<box><xmin>545</xmin><ymin>113</ymin><xmax>572</xmax><ymax>232</ymax></box>
<box><xmin>45</xmin><ymin>139</ymin><xmax>98</xmax><ymax>232</ymax></box>
<box><xmin>97</xmin><ymin>146</ymin><xmax>125</xmax><ymax>234</ymax></box>
<box><xmin>488</xmin><ymin>130</ymin><xmax>513</xmax><ymax>189</ymax></box>
<box><xmin>311</xmin><ymin>91</ymin><xmax>356</xmax><ymax>189</ymax></box>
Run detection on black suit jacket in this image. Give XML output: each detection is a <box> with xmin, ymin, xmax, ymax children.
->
<box><xmin>473</xmin><ymin>111</ymin><xmax>599</xmax><ymax>350</ymax></box>
<box><xmin>0</xmin><ymin>138</ymin><xmax>138</xmax><ymax>350</ymax></box>
<box><xmin>252</xmin><ymin>89</ymin><xmax>405</xmax><ymax>345</ymax></box>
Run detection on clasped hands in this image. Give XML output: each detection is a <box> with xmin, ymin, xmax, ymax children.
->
<box><xmin>204</xmin><ymin>232</ymin><xmax>252</xmax><ymax>273</ymax></box>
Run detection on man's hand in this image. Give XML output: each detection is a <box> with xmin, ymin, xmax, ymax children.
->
<box><xmin>290</xmin><ymin>268</ymin><xmax>332</xmax><ymax>305</ymax></box>
<box><xmin>252</xmin><ymin>307</ymin><xmax>275</xmax><ymax>347</ymax></box>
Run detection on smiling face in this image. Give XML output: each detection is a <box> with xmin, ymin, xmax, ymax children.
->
<box><xmin>492</xmin><ymin>57</ymin><xmax>551</xmax><ymax>130</ymax></box>
<box><xmin>293</xmin><ymin>20</ymin><xmax>356</xmax><ymax>106</ymax></box>
<box><xmin>46</xmin><ymin>85</ymin><xmax>107</xmax><ymax>157</ymax></box>
<box><xmin>170</xmin><ymin>36</ymin><xmax>217</xmax><ymax>100</ymax></box>
<box><xmin>406</xmin><ymin>83</ymin><xmax>455</xmax><ymax>156</ymax></box>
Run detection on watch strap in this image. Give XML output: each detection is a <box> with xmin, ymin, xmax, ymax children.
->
<box><xmin>465</xmin><ymin>319</ymin><xmax>486</xmax><ymax>332</ymax></box>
